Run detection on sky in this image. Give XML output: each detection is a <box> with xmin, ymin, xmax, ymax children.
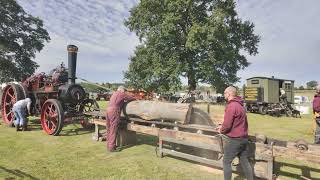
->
<box><xmin>16</xmin><ymin>0</ymin><xmax>320</xmax><ymax>87</ymax></box>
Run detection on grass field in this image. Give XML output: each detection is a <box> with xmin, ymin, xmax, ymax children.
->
<box><xmin>0</xmin><ymin>101</ymin><xmax>320</xmax><ymax>180</ymax></box>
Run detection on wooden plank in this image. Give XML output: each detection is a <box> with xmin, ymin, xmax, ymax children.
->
<box><xmin>267</xmin><ymin>157</ymin><xmax>274</xmax><ymax>180</ymax></box>
<box><xmin>89</xmin><ymin>113</ymin><xmax>320</xmax><ymax>164</ymax></box>
<box><xmin>127</xmin><ymin>123</ymin><xmax>159</xmax><ymax>136</ymax></box>
<box><xmin>306</xmin><ymin>144</ymin><xmax>320</xmax><ymax>152</ymax></box>
<box><xmin>272</xmin><ymin>145</ymin><xmax>320</xmax><ymax>164</ymax></box>
<box><xmin>91</xmin><ymin>119</ymin><xmax>106</xmax><ymax>126</ymax></box>
<box><xmin>93</xmin><ymin>123</ymin><xmax>100</xmax><ymax>141</ymax></box>
<box><xmin>159</xmin><ymin>129</ymin><xmax>223</xmax><ymax>153</ymax></box>
<box><xmin>161</xmin><ymin>136</ymin><xmax>222</xmax><ymax>152</ymax></box>
<box><xmin>84</xmin><ymin>110</ymin><xmax>106</xmax><ymax>117</ymax></box>
<box><xmin>252</xmin><ymin>143</ymin><xmax>273</xmax><ymax>161</ymax></box>
<box><xmin>160</xmin><ymin>149</ymin><xmax>269</xmax><ymax>179</ymax></box>
<box><xmin>162</xmin><ymin>148</ymin><xmax>222</xmax><ymax>167</ymax></box>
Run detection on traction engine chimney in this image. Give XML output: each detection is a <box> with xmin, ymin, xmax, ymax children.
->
<box><xmin>67</xmin><ymin>45</ymin><xmax>78</xmax><ymax>85</ymax></box>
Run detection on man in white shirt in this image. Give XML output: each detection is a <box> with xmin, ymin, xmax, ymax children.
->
<box><xmin>13</xmin><ymin>98</ymin><xmax>32</xmax><ymax>131</ymax></box>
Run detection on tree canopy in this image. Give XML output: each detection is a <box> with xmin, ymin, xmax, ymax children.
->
<box><xmin>124</xmin><ymin>0</ymin><xmax>259</xmax><ymax>93</ymax></box>
<box><xmin>0</xmin><ymin>0</ymin><xmax>50</xmax><ymax>83</ymax></box>
<box><xmin>306</xmin><ymin>80</ymin><xmax>318</xmax><ymax>89</ymax></box>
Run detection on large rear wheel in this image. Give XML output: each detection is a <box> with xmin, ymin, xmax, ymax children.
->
<box><xmin>40</xmin><ymin>99</ymin><xmax>64</xmax><ymax>136</ymax></box>
<box><xmin>1</xmin><ymin>83</ymin><xmax>26</xmax><ymax>126</ymax></box>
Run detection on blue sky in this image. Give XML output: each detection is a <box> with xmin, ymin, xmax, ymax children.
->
<box><xmin>17</xmin><ymin>0</ymin><xmax>320</xmax><ymax>87</ymax></box>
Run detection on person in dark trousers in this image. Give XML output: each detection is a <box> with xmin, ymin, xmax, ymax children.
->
<box><xmin>313</xmin><ymin>85</ymin><xmax>320</xmax><ymax>144</ymax></box>
<box><xmin>106</xmin><ymin>86</ymin><xmax>136</xmax><ymax>152</ymax></box>
<box><xmin>13</xmin><ymin>98</ymin><xmax>32</xmax><ymax>131</ymax></box>
<box><xmin>279</xmin><ymin>88</ymin><xmax>288</xmax><ymax>104</ymax></box>
<box><xmin>217</xmin><ymin>86</ymin><xmax>254</xmax><ymax>180</ymax></box>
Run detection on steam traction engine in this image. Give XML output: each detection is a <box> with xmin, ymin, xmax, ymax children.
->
<box><xmin>0</xmin><ymin>45</ymin><xmax>99</xmax><ymax>135</ymax></box>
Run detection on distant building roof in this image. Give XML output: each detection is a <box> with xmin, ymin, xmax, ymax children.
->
<box><xmin>246</xmin><ymin>76</ymin><xmax>294</xmax><ymax>82</ymax></box>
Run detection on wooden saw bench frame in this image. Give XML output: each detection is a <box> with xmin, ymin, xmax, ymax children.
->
<box><xmin>85</xmin><ymin>111</ymin><xmax>320</xmax><ymax>180</ymax></box>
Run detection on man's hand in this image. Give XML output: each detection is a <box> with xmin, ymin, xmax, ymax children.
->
<box><xmin>215</xmin><ymin>125</ymin><xmax>222</xmax><ymax>133</ymax></box>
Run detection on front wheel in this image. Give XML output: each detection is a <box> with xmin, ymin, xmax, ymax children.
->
<box><xmin>259</xmin><ymin>105</ymin><xmax>267</xmax><ymax>115</ymax></box>
<box><xmin>40</xmin><ymin>99</ymin><xmax>64</xmax><ymax>136</ymax></box>
<box><xmin>285</xmin><ymin>109</ymin><xmax>293</xmax><ymax>117</ymax></box>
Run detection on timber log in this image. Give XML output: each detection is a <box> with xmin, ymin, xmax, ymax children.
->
<box><xmin>124</xmin><ymin>100</ymin><xmax>215</xmax><ymax>126</ymax></box>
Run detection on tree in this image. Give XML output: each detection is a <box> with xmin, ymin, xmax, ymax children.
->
<box><xmin>306</xmin><ymin>81</ymin><xmax>318</xmax><ymax>89</ymax></box>
<box><xmin>298</xmin><ymin>86</ymin><xmax>304</xmax><ymax>90</ymax></box>
<box><xmin>0</xmin><ymin>0</ymin><xmax>50</xmax><ymax>83</ymax></box>
<box><xmin>124</xmin><ymin>0</ymin><xmax>259</xmax><ymax>92</ymax></box>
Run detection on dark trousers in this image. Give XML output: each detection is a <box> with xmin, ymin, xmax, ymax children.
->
<box><xmin>223</xmin><ymin>137</ymin><xmax>254</xmax><ymax>180</ymax></box>
<box><xmin>106</xmin><ymin>108</ymin><xmax>120</xmax><ymax>151</ymax></box>
<box><xmin>315</xmin><ymin>118</ymin><xmax>320</xmax><ymax>144</ymax></box>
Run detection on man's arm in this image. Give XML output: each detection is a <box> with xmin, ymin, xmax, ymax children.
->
<box><xmin>125</xmin><ymin>94</ymin><xmax>136</xmax><ymax>102</ymax></box>
<box><xmin>26</xmin><ymin>101</ymin><xmax>31</xmax><ymax>115</ymax></box>
<box><xmin>220</xmin><ymin>104</ymin><xmax>235</xmax><ymax>134</ymax></box>
<box><xmin>313</xmin><ymin>98</ymin><xmax>320</xmax><ymax>112</ymax></box>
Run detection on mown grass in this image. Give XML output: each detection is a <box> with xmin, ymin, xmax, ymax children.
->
<box><xmin>0</xmin><ymin>101</ymin><xmax>319</xmax><ymax>180</ymax></box>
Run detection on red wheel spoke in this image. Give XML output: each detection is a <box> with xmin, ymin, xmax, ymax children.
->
<box><xmin>6</xmin><ymin>112</ymin><xmax>11</xmax><ymax>118</ymax></box>
<box><xmin>7</xmin><ymin>93</ymin><xmax>14</xmax><ymax>99</ymax></box>
<box><xmin>51</xmin><ymin>112</ymin><xmax>58</xmax><ymax>118</ymax></box>
<box><xmin>51</xmin><ymin>121</ymin><xmax>56</xmax><ymax>129</ymax></box>
<box><xmin>45</xmin><ymin>112</ymin><xmax>50</xmax><ymax>119</ymax></box>
<box><xmin>47</xmin><ymin>120</ymin><xmax>51</xmax><ymax>129</ymax></box>
<box><xmin>6</xmin><ymin>110</ymin><xmax>13</xmax><ymax>118</ymax></box>
<box><xmin>48</xmin><ymin>105</ymin><xmax>53</xmax><ymax>114</ymax></box>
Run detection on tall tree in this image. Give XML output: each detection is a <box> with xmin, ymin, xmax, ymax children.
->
<box><xmin>124</xmin><ymin>0</ymin><xmax>259</xmax><ymax>92</ymax></box>
<box><xmin>0</xmin><ymin>0</ymin><xmax>50</xmax><ymax>83</ymax></box>
<box><xmin>306</xmin><ymin>80</ymin><xmax>318</xmax><ymax>89</ymax></box>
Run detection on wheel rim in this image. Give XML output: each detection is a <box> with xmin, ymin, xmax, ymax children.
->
<box><xmin>41</xmin><ymin>102</ymin><xmax>59</xmax><ymax>134</ymax></box>
<box><xmin>82</xmin><ymin>101</ymin><xmax>96</xmax><ymax>112</ymax></box>
<box><xmin>80</xmin><ymin>100</ymin><xmax>98</xmax><ymax>127</ymax></box>
<box><xmin>2</xmin><ymin>86</ymin><xmax>16</xmax><ymax>124</ymax></box>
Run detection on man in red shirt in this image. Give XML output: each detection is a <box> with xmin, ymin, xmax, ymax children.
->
<box><xmin>313</xmin><ymin>85</ymin><xmax>320</xmax><ymax>144</ymax></box>
<box><xmin>218</xmin><ymin>86</ymin><xmax>253</xmax><ymax>180</ymax></box>
<box><xmin>106</xmin><ymin>86</ymin><xmax>136</xmax><ymax>152</ymax></box>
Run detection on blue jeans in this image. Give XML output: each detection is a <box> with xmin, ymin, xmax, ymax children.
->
<box><xmin>223</xmin><ymin>137</ymin><xmax>254</xmax><ymax>180</ymax></box>
<box><xmin>315</xmin><ymin>118</ymin><xmax>320</xmax><ymax>144</ymax></box>
<box><xmin>13</xmin><ymin>107</ymin><xmax>26</xmax><ymax>126</ymax></box>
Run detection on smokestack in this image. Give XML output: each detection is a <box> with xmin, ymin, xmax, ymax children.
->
<box><xmin>67</xmin><ymin>45</ymin><xmax>78</xmax><ymax>84</ymax></box>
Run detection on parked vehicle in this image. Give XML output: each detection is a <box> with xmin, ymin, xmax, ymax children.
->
<box><xmin>0</xmin><ymin>45</ymin><xmax>99</xmax><ymax>135</ymax></box>
<box><xmin>294</xmin><ymin>95</ymin><xmax>309</xmax><ymax>105</ymax></box>
<box><xmin>244</xmin><ymin>76</ymin><xmax>298</xmax><ymax>117</ymax></box>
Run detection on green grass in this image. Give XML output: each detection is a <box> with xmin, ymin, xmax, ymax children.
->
<box><xmin>0</xmin><ymin>101</ymin><xmax>319</xmax><ymax>179</ymax></box>
<box><xmin>0</xmin><ymin>123</ymin><xmax>220</xmax><ymax>180</ymax></box>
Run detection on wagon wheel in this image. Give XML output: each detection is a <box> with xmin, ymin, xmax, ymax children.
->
<box><xmin>285</xmin><ymin>108</ymin><xmax>293</xmax><ymax>117</ymax></box>
<box><xmin>259</xmin><ymin>105</ymin><xmax>267</xmax><ymax>115</ymax></box>
<box><xmin>1</xmin><ymin>83</ymin><xmax>26</xmax><ymax>126</ymax></box>
<box><xmin>79</xmin><ymin>99</ymin><xmax>100</xmax><ymax>128</ymax></box>
<box><xmin>40</xmin><ymin>99</ymin><xmax>64</xmax><ymax>136</ymax></box>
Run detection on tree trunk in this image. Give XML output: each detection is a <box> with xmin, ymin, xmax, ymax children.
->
<box><xmin>124</xmin><ymin>101</ymin><xmax>216</xmax><ymax>126</ymax></box>
<box><xmin>124</xmin><ymin>100</ymin><xmax>193</xmax><ymax>124</ymax></box>
<box><xmin>187</xmin><ymin>71</ymin><xmax>196</xmax><ymax>92</ymax></box>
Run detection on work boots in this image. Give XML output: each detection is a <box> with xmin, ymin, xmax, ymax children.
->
<box><xmin>22</xmin><ymin>123</ymin><xmax>28</xmax><ymax>131</ymax></box>
<box><xmin>15</xmin><ymin>121</ymin><xmax>28</xmax><ymax>131</ymax></box>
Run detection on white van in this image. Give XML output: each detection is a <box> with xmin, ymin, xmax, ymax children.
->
<box><xmin>294</xmin><ymin>96</ymin><xmax>309</xmax><ymax>104</ymax></box>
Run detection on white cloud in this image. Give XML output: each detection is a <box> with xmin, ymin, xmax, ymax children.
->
<box><xmin>16</xmin><ymin>0</ymin><xmax>320</xmax><ymax>87</ymax></box>
<box><xmin>236</xmin><ymin>0</ymin><xmax>320</xmax><ymax>86</ymax></box>
<box><xmin>17</xmin><ymin>0</ymin><xmax>139</xmax><ymax>83</ymax></box>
